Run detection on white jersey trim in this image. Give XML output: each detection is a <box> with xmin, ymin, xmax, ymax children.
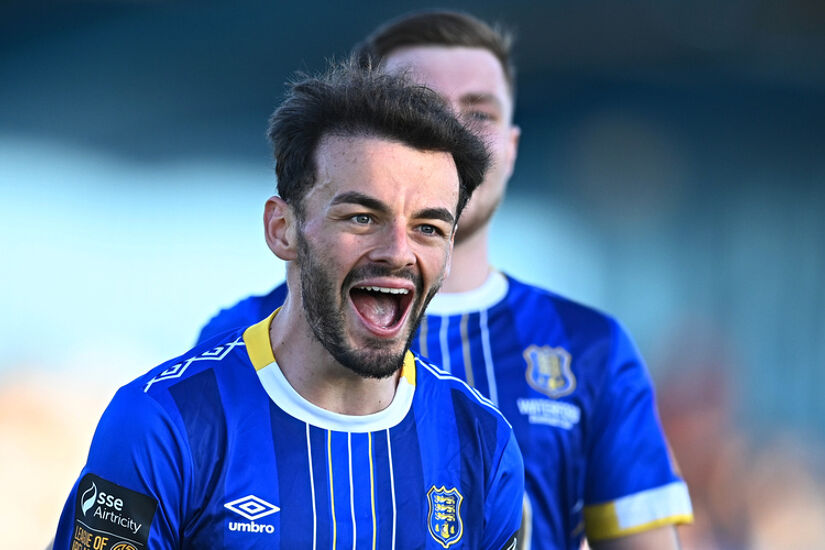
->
<box><xmin>255</xmin><ymin>360</ymin><xmax>414</xmax><ymax>432</ymax></box>
<box><xmin>584</xmin><ymin>480</ymin><xmax>694</xmax><ymax>540</ymax></box>
<box><xmin>612</xmin><ymin>481</ymin><xmax>693</xmax><ymax>529</ymax></box>
<box><xmin>425</xmin><ymin>270</ymin><xmax>508</xmax><ymax>315</ymax></box>
<box><xmin>415</xmin><ymin>356</ymin><xmax>513</xmax><ymax>429</ymax></box>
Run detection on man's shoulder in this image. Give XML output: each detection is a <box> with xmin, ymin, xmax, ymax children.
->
<box><xmin>136</xmin><ymin>328</ymin><xmax>251</xmax><ymax>398</ymax></box>
<box><xmin>197</xmin><ymin>283</ymin><xmax>288</xmax><ymax>344</ymax></box>
<box><xmin>503</xmin><ymin>273</ymin><xmax>622</xmax><ymax>336</ymax></box>
<box><xmin>92</xmin><ymin>330</ymin><xmax>253</xmax><ymax>448</ymax></box>
<box><xmin>230</xmin><ymin>284</ymin><xmax>288</xmax><ymax>316</ymax></box>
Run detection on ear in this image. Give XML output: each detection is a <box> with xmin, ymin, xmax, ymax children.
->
<box><xmin>443</xmin><ymin>230</ymin><xmax>455</xmax><ymax>279</ymax></box>
<box><xmin>264</xmin><ymin>196</ymin><xmax>299</xmax><ymax>261</ymax></box>
<box><xmin>504</xmin><ymin>124</ymin><xmax>521</xmax><ymax>180</ymax></box>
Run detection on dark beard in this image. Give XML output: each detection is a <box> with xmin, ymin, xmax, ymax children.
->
<box><xmin>296</xmin><ymin>230</ymin><xmax>440</xmax><ymax>379</ymax></box>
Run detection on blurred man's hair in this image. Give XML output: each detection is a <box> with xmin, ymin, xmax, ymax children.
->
<box><xmin>268</xmin><ymin>58</ymin><xmax>489</xmax><ymax>220</ymax></box>
<box><xmin>353</xmin><ymin>10</ymin><xmax>516</xmax><ymax>96</ymax></box>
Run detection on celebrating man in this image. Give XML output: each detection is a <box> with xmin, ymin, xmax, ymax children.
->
<box><xmin>53</xmin><ymin>61</ymin><xmax>524</xmax><ymax>549</ymax></box>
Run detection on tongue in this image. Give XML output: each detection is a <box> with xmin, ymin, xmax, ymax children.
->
<box><xmin>352</xmin><ymin>291</ymin><xmax>399</xmax><ymax>329</ymax></box>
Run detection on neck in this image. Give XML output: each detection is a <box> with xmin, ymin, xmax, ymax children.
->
<box><xmin>269</xmin><ymin>297</ymin><xmax>400</xmax><ymax>416</ymax></box>
<box><xmin>440</xmin><ymin>224</ymin><xmax>492</xmax><ymax>293</ymax></box>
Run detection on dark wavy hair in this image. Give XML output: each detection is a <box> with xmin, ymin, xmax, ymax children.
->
<box><xmin>268</xmin><ymin>59</ymin><xmax>489</xmax><ymax>220</ymax></box>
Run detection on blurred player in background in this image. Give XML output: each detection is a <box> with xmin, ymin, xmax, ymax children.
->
<box><xmin>198</xmin><ymin>10</ymin><xmax>693</xmax><ymax>550</ymax></box>
<box><xmin>53</xmin><ymin>61</ymin><xmax>524</xmax><ymax>548</ymax></box>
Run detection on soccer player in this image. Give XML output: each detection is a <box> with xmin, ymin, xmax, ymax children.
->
<box><xmin>53</xmin><ymin>61</ymin><xmax>524</xmax><ymax>549</ymax></box>
<box><xmin>197</xmin><ymin>11</ymin><xmax>694</xmax><ymax>550</ymax></box>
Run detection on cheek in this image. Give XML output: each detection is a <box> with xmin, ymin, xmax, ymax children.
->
<box><xmin>329</xmin><ymin>236</ymin><xmax>378</xmax><ymax>280</ymax></box>
<box><xmin>301</xmin><ymin>229</ymin><xmax>354</xmax><ymax>271</ymax></box>
<box><xmin>304</xmin><ymin>221</ymin><xmax>353</xmax><ymax>253</ymax></box>
<box><xmin>417</xmin><ymin>246</ymin><xmax>451</xmax><ymax>283</ymax></box>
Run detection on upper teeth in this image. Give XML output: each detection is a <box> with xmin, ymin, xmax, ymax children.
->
<box><xmin>360</xmin><ymin>286</ymin><xmax>409</xmax><ymax>295</ymax></box>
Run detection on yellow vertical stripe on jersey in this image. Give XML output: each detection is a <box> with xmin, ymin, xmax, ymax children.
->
<box><xmin>369</xmin><ymin>433</ymin><xmax>377</xmax><ymax>550</ymax></box>
<box><xmin>328</xmin><ymin>430</ymin><xmax>337</xmax><ymax>548</ymax></box>
<box><xmin>243</xmin><ymin>309</ymin><xmax>278</xmax><ymax>370</ymax></box>
<box><xmin>460</xmin><ymin>313</ymin><xmax>475</xmax><ymax>387</ymax></box>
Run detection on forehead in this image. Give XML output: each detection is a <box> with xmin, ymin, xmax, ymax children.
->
<box><xmin>382</xmin><ymin>45</ymin><xmax>512</xmax><ymax>108</ymax></box>
<box><xmin>307</xmin><ymin>134</ymin><xmax>460</xmax><ymax>210</ymax></box>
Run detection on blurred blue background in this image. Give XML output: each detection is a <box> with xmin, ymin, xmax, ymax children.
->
<box><xmin>1</xmin><ymin>1</ymin><xmax>824</xmax><ymax>547</ymax></box>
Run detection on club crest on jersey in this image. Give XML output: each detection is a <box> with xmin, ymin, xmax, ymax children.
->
<box><xmin>523</xmin><ymin>345</ymin><xmax>576</xmax><ymax>398</ymax></box>
<box><xmin>427</xmin><ymin>486</ymin><xmax>463</xmax><ymax>548</ymax></box>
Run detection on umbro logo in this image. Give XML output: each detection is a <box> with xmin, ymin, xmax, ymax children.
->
<box><xmin>224</xmin><ymin>495</ymin><xmax>280</xmax><ymax>521</ymax></box>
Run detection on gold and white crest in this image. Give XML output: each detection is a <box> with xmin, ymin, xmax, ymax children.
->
<box><xmin>523</xmin><ymin>345</ymin><xmax>576</xmax><ymax>399</ymax></box>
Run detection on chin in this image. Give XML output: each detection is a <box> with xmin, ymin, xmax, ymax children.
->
<box><xmin>337</xmin><ymin>346</ymin><xmax>406</xmax><ymax>380</ymax></box>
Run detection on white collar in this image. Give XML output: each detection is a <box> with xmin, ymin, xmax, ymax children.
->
<box><xmin>255</xmin><ymin>359</ymin><xmax>415</xmax><ymax>432</ymax></box>
<box><xmin>425</xmin><ymin>270</ymin><xmax>508</xmax><ymax>316</ymax></box>
<box><xmin>243</xmin><ymin>310</ymin><xmax>416</xmax><ymax>432</ymax></box>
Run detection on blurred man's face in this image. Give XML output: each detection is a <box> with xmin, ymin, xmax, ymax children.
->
<box><xmin>383</xmin><ymin>46</ymin><xmax>519</xmax><ymax>243</ymax></box>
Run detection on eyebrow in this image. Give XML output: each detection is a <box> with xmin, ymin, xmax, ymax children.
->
<box><xmin>330</xmin><ymin>191</ymin><xmax>455</xmax><ymax>225</ymax></box>
<box><xmin>459</xmin><ymin>93</ymin><xmax>503</xmax><ymax>111</ymax></box>
<box><xmin>330</xmin><ymin>191</ymin><xmax>386</xmax><ymax>212</ymax></box>
<box><xmin>416</xmin><ymin>207</ymin><xmax>455</xmax><ymax>226</ymax></box>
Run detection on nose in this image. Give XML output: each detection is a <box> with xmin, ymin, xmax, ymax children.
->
<box><xmin>367</xmin><ymin>221</ymin><xmax>416</xmax><ymax>268</ymax></box>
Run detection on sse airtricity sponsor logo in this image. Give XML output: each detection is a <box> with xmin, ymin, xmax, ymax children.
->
<box><xmin>79</xmin><ymin>479</ymin><xmax>144</xmax><ymax>535</ymax></box>
<box><xmin>225</xmin><ymin>495</ymin><xmax>279</xmax><ymax>534</ymax></box>
<box><xmin>73</xmin><ymin>474</ymin><xmax>157</xmax><ymax>548</ymax></box>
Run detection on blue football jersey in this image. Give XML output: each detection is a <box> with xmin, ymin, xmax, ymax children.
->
<box><xmin>197</xmin><ymin>272</ymin><xmax>693</xmax><ymax>549</ymax></box>
<box><xmin>55</xmin><ymin>311</ymin><xmax>524</xmax><ymax>549</ymax></box>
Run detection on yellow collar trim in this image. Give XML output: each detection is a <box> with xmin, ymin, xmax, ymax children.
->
<box><xmin>400</xmin><ymin>351</ymin><xmax>416</xmax><ymax>386</ymax></box>
<box><xmin>243</xmin><ymin>309</ymin><xmax>277</xmax><ymax>371</ymax></box>
<box><xmin>243</xmin><ymin>307</ymin><xmax>416</xmax><ymax>385</ymax></box>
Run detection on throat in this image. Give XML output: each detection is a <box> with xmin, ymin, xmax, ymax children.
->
<box><xmin>311</xmin><ymin>367</ymin><xmax>400</xmax><ymax>415</ymax></box>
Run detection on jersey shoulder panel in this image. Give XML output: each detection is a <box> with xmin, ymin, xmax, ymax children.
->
<box><xmin>143</xmin><ymin>327</ymin><xmax>251</xmax><ymax>396</ymax></box>
<box><xmin>502</xmin><ymin>273</ymin><xmax>617</xmax><ymax>338</ymax></box>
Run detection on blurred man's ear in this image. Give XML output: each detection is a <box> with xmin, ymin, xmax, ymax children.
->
<box><xmin>264</xmin><ymin>196</ymin><xmax>299</xmax><ymax>261</ymax></box>
<box><xmin>504</xmin><ymin>125</ymin><xmax>521</xmax><ymax>181</ymax></box>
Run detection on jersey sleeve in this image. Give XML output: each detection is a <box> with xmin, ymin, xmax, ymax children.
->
<box><xmin>53</xmin><ymin>382</ymin><xmax>191</xmax><ymax>550</ymax></box>
<box><xmin>583</xmin><ymin>319</ymin><xmax>693</xmax><ymax>541</ymax></box>
<box><xmin>483</xmin><ymin>429</ymin><xmax>525</xmax><ymax>550</ymax></box>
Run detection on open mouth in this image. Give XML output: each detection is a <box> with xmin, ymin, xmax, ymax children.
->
<box><xmin>349</xmin><ymin>284</ymin><xmax>414</xmax><ymax>334</ymax></box>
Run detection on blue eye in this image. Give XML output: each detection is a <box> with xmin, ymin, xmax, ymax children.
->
<box><xmin>352</xmin><ymin>214</ymin><xmax>372</xmax><ymax>224</ymax></box>
<box><xmin>419</xmin><ymin>224</ymin><xmax>443</xmax><ymax>236</ymax></box>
